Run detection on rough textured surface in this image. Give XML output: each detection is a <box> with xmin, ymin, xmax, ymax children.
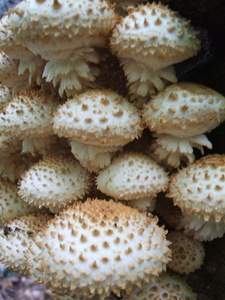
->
<box><xmin>53</xmin><ymin>89</ymin><xmax>142</xmax><ymax>147</ymax></box>
<box><xmin>168</xmin><ymin>154</ymin><xmax>225</xmax><ymax>222</ymax></box>
<box><xmin>0</xmin><ymin>178</ymin><xmax>38</xmax><ymax>224</ymax></box>
<box><xmin>167</xmin><ymin>231</ymin><xmax>205</xmax><ymax>274</ymax></box>
<box><xmin>29</xmin><ymin>199</ymin><xmax>171</xmax><ymax>299</ymax></box>
<box><xmin>0</xmin><ymin>212</ymin><xmax>52</xmax><ymax>273</ymax></box>
<box><xmin>0</xmin><ymin>89</ymin><xmax>59</xmax><ymax>139</ymax></box>
<box><xmin>122</xmin><ymin>272</ymin><xmax>197</xmax><ymax>300</ymax></box>
<box><xmin>18</xmin><ymin>154</ymin><xmax>92</xmax><ymax>210</ymax></box>
<box><xmin>97</xmin><ymin>152</ymin><xmax>169</xmax><ymax>201</ymax></box>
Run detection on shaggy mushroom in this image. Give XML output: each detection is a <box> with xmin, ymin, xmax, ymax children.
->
<box><xmin>0</xmin><ymin>88</ymin><xmax>60</xmax><ymax>155</ymax></box>
<box><xmin>6</xmin><ymin>0</ymin><xmax>118</xmax><ymax>96</ymax></box>
<box><xmin>167</xmin><ymin>154</ymin><xmax>225</xmax><ymax>241</ymax></box>
<box><xmin>53</xmin><ymin>89</ymin><xmax>143</xmax><ymax>172</ymax></box>
<box><xmin>142</xmin><ymin>82</ymin><xmax>225</xmax><ymax>168</ymax></box>
<box><xmin>28</xmin><ymin>198</ymin><xmax>171</xmax><ymax>299</ymax></box>
<box><xmin>110</xmin><ymin>2</ymin><xmax>200</xmax><ymax>103</ymax></box>
<box><xmin>18</xmin><ymin>154</ymin><xmax>92</xmax><ymax>212</ymax></box>
<box><xmin>97</xmin><ymin>152</ymin><xmax>169</xmax><ymax>210</ymax></box>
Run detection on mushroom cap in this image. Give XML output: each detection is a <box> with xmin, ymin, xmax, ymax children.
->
<box><xmin>8</xmin><ymin>0</ymin><xmax>117</xmax><ymax>57</ymax></box>
<box><xmin>110</xmin><ymin>3</ymin><xmax>200</xmax><ymax>70</ymax></box>
<box><xmin>53</xmin><ymin>89</ymin><xmax>143</xmax><ymax>147</ymax></box>
<box><xmin>142</xmin><ymin>82</ymin><xmax>225</xmax><ymax>138</ymax></box>
<box><xmin>18</xmin><ymin>154</ymin><xmax>92</xmax><ymax>210</ymax></box>
<box><xmin>0</xmin><ymin>85</ymin><xmax>12</xmax><ymax>109</ymax></box>
<box><xmin>122</xmin><ymin>272</ymin><xmax>197</xmax><ymax>300</ymax></box>
<box><xmin>0</xmin><ymin>89</ymin><xmax>59</xmax><ymax>139</ymax></box>
<box><xmin>97</xmin><ymin>152</ymin><xmax>169</xmax><ymax>200</ymax></box>
<box><xmin>30</xmin><ymin>198</ymin><xmax>171</xmax><ymax>298</ymax></box>
<box><xmin>167</xmin><ymin>154</ymin><xmax>225</xmax><ymax>223</ymax></box>
<box><xmin>0</xmin><ymin>178</ymin><xmax>38</xmax><ymax>224</ymax></box>
<box><xmin>167</xmin><ymin>231</ymin><xmax>205</xmax><ymax>274</ymax></box>
<box><xmin>0</xmin><ymin>212</ymin><xmax>52</xmax><ymax>273</ymax></box>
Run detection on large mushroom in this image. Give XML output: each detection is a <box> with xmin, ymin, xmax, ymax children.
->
<box><xmin>4</xmin><ymin>0</ymin><xmax>118</xmax><ymax>96</ymax></box>
<box><xmin>142</xmin><ymin>82</ymin><xmax>225</xmax><ymax>168</ymax></box>
<box><xmin>53</xmin><ymin>89</ymin><xmax>143</xmax><ymax>172</ymax></box>
<box><xmin>28</xmin><ymin>198</ymin><xmax>171</xmax><ymax>299</ymax></box>
<box><xmin>110</xmin><ymin>2</ymin><xmax>200</xmax><ymax>104</ymax></box>
<box><xmin>167</xmin><ymin>154</ymin><xmax>225</xmax><ymax>241</ymax></box>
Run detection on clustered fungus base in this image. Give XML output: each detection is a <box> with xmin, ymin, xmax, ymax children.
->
<box><xmin>0</xmin><ymin>0</ymin><xmax>224</xmax><ymax>299</ymax></box>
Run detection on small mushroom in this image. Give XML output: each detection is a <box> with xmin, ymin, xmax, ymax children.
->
<box><xmin>97</xmin><ymin>152</ymin><xmax>169</xmax><ymax>210</ymax></box>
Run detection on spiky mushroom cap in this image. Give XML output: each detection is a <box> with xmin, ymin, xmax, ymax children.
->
<box><xmin>122</xmin><ymin>272</ymin><xmax>197</xmax><ymax>300</ymax></box>
<box><xmin>167</xmin><ymin>154</ymin><xmax>225</xmax><ymax>223</ymax></box>
<box><xmin>18</xmin><ymin>154</ymin><xmax>92</xmax><ymax>210</ymax></box>
<box><xmin>30</xmin><ymin>198</ymin><xmax>171</xmax><ymax>298</ymax></box>
<box><xmin>0</xmin><ymin>212</ymin><xmax>52</xmax><ymax>273</ymax></box>
<box><xmin>0</xmin><ymin>178</ymin><xmax>38</xmax><ymax>224</ymax></box>
<box><xmin>53</xmin><ymin>89</ymin><xmax>142</xmax><ymax>147</ymax></box>
<box><xmin>110</xmin><ymin>2</ymin><xmax>200</xmax><ymax>97</ymax></box>
<box><xmin>167</xmin><ymin>231</ymin><xmax>205</xmax><ymax>274</ymax></box>
<box><xmin>8</xmin><ymin>0</ymin><xmax>117</xmax><ymax>59</ymax></box>
<box><xmin>0</xmin><ymin>89</ymin><xmax>59</xmax><ymax>140</ymax></box>
<box><xmin>110</xmin><ymin>2</ymin><xmax>200</xmax><ymax>70</ymax></box>
<box><xmin>97</xmin><ymin>152</ymin><xmax>169</xmax><ymax>202</ymax></box>
<box><xmin>142</xmin><ymin>82</ymin><xmax>225</xmax><ymax>137</ymax></box>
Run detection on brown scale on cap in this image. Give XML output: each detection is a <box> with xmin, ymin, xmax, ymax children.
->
<box><xmin>28</xmin><ymin>198</ymin><xmax>171</xmax><ymax>299</ymax></box>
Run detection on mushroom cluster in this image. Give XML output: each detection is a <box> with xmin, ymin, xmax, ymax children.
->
<box><xmin>0</xmin><ymin>0</ymin><xmax>225</xmax><ymax>299</ymax></box>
